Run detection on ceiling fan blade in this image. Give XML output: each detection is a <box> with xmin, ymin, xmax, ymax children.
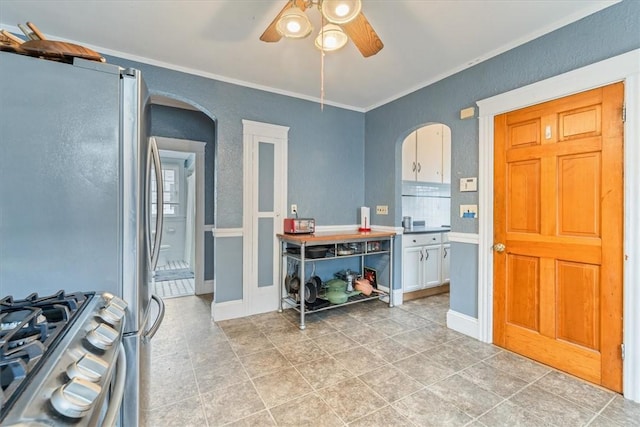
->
<box><xmin>341</xmin><ymin>12</ymin><xmax>383</xmax><ymax>57</ymax></box>
<box><xmin>260</xmin><ymin>0</ymin><xmax>308</xmax><ymax>43</ymax></box>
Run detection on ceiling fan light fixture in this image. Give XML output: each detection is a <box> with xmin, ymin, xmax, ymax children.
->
<box><xmin>314</xmin><ymin>24</ymin><xmax>348</xmax><ymax>52</ymax></box>
<box><xmin>320</xmin><ymin>0</ymin><xmax>362</xmax><ymax>24</ymax></box>
<box><xmin>276</xmin><ymin>6</ymin><xmax>313</xmax><ymax>38</ymax></box>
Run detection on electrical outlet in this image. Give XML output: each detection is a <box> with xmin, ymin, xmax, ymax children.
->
<box><xmin>290</xmin><ymin>204</ymin><xmax>297</xmax><ymax>215</ymax></box>
<box><xmin>376</xmin><ymin>205</ymin><xmax>388</xmax><ymax>215</ymax></box>
<box><xmin>460</xmin><ymin>204</ymin><xmax>478</xmax><ymax>218</ymax></box>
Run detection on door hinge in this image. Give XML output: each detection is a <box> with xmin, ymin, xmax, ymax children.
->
<box><xmin>621</xmin><ymin>343</ymin><xmax>625</xmax><ymax>360</ymax></box>
<box><xmin>622</xmin><ymin>106</ymin><xmax>626</xmax><ymax>123</ymax></box>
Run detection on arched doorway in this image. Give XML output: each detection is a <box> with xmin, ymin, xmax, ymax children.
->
<box><xmin>149</xmin><ymin>95</ymin><xmax>217</xmax><ymax>297</ymax></box>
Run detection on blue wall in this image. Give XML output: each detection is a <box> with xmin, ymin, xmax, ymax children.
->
<box><xmin>105</xmin><ymin>55</ymin><xmax>365</xmax><ymax>302</ymax></box>
<box><xmin>364</xmin><ymin>0</ymin><xmax>640</xmax><ymax>316</ymax></box>
<box><xmin>107</xmin><ymin>0</ymin><xmax>639</xmax><ymax>309</ymax></box>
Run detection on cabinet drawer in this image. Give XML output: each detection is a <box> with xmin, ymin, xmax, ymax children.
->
<box><xmin>403</xmin><ymin>233</ymin><xmax>441</xmax><ymax>247</ymax></box>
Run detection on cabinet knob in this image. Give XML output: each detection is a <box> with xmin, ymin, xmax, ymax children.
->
<box><xmin>493</xmin><ymin>243</ymin><xmax>506</xmax><ymax>253</ymax></box>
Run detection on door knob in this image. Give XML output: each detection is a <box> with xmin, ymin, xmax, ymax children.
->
<box><xmin>493</xmin><ymin>243</ymin><xmax>506</xmax><ymax>253</ymax></box>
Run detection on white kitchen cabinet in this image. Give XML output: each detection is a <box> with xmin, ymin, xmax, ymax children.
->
<box><xmin>402</xmin><ymin>124</ymin><xmax>451</xmax><ymax>183</ymax></box>
<box><xmin>441</xmin><ymin>126</ymin><xmax>451</xmax><ymax>184</ymax></box>
<box><xmin>401</xmin><ymin>131</ymin><xmax>418</xmax><ymax>181</ymax></box>
<box><xmin>402</xmin><ymin>233</ymin><xmax>444</xmax><ymax>292</ymax></box>
<box><xmin>423</xmin><ymin>244</ymin><xmax>442</xmax><ymax>287</ymax></box>
<box><xmin>416</xmin><ymin>125</ymin><xmax>441</xmax><ymax>182</ymax></box>
<box><xmin>402</xmin><ymin>246</ymin><xmax>423</xmax><ymax>292</ymax></box>
<box><xmin>441</xmin><ymin>243</ymin><xmax>450</xmax><ymax>284</ymax></box>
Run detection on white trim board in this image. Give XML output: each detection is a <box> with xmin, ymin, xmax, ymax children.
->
<box><xmin>476</xmin><ymin>49</ymin><xmax>640</xmax><ymax>402</ymax></box>
<box><xmin>212</xmin><ymin>227</ymin><xmax>243</xmax><ymax>238</ymax></box>
<box><xmin>447</xmin><ymin>232</ymin><xmax>479</xmax><ymax>245</ymax></box>
<box><xmin>447</xmin><ymin>310</ymin><xmax>479</xmax><ymax>340</ymax></box>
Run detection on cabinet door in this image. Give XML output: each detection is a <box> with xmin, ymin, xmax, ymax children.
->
<box><xmin>442</xmin><ymin>125</ymin><xmax>451</xmax><ymax>184</ymax></box>
<box><xmin>402</xmin><ymin>246</ymin><xmax>423</xmax><ymax>292</ymax></box>
<box><xmin>441</xmin><ymin>243</ymin><xmax>450</xmax><ymax>284</ymax></box>
<box><xmin>416</xmin><ymin>124</ymin><xmax>442</xmax><ymax>182</ymax></box>
<box><xmin>422</xmin><ymin>245</ymin><xmax>441</xmax><ymax>288</ymax></box>
<box><xmin>402</xmin><ymin>131</ymin><xmax>417</xmax><ymax>181</ymax></box>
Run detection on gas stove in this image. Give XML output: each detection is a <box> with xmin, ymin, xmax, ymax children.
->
<box><xmin>0</xmin><ymin>290</ymin><xmax>128</xmax><ymax>426</ymax></box>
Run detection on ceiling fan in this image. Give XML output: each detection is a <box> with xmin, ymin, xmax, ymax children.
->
<box><xmin>260</xmin><ymin>0</ymin><xmax>383</xmax><ymax>57</ymax></box>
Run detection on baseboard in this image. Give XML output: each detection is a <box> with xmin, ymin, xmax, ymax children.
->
<box><xmin>195</xmin><ymin>278</ymin><xmax>214</xmax><ymax>295</ymax></box>
<box><xmin>202</xmin><ymin>279</ymin><xmax>214</xmax><ymax>294</ymax></box>
<box><xmin>446</xmin><ymin>309</ymin><xmax>479</xmax><ymax>340</ymax></box>
<box><xmin>211</xmin><ymin>299</ymin><xmax>245</xmax><ymax>322</ymax></box>
<box><xmin>392</xmin><ymin>288</ymin><xmax>403</xmax><ymax>306</ymax></box>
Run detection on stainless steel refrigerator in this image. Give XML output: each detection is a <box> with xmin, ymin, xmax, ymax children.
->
<box><xmin>0</xmin><ymin>51</ymin><xmax>164</xmax><ymax>426</ymax></box>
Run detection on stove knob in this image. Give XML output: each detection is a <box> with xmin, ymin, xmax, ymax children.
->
<box><xmin>66</xmin><ymin>353</ymin><xmax>109</xmax><ymax>382</ymax></box>
<box><xmin>103</xmin><ymin>292</ymin><xmax>128</xmax><ymax>311</ymax></box>
<box><xmin>86</xmin><ymin>323</ymin><xmax>119</xmax><ymax>350</ymax></box>
<box><xmin>98</xmin><ymin>303</ymin><xmax>126</xmax><ymax>326</ymax></box>
<box><xmin>50</xmin><ymin>377</ymin><xmax>101</xmax><ymax>419</ymax></box>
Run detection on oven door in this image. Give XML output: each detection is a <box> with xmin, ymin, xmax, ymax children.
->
<box><xmin>116</xmin><ymin>333</ymin><xmax>147</xmax><ymax>426</ymax></box>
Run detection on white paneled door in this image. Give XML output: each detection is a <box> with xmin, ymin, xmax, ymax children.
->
<box><xmin>242</xmin><ymin>120</ymin><xmax>288</xmax><ymax>316</ymax></box>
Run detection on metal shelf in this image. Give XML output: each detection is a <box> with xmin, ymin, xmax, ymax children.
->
<box><xmin>277</xmin><ymin>231</ymin><xmax>396</xmax><ymax>330</ymax></box>
<box><xmin>282</xmin><ymin>292</ymin><xmax>389</xmax><ymax>314</ymax></box>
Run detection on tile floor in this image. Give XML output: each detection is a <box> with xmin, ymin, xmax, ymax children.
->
<box><xmin>152</xmin><ymin>260</ymin><xmax>195</xmax><ymax>299</ymax></box>
<box><xmin>144</xmin><ymin>293</ymin><xmax>640</xmax><ymax>426</ymax></box>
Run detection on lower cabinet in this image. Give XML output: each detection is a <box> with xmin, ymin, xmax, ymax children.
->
<box><xmin>403</xmin><ymin>232</ymin><xmax>449</xmax><ymax>292</ymax></box>
<box><xmin>441</xmin><ymin>243</ymin><xmax>450</xmax><ymax>284</ymax></box>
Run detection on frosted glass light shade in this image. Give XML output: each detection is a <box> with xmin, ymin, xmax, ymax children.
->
<box><xmin>276</xmin><ymin>6</ymin><xmax>313</xmax><ymax>38</ymax></box>
<box><xmin>314</xmin><ymin>24</ymin><xmax>348</xmax><ymax>52</ymax></box>
<box><xmin>321</xmin><ymin>0</ymin><xmax>362</xmax><ymax>24</ymax></box>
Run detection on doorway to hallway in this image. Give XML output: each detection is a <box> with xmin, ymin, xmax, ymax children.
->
<box><xmin>152</xmin><ymin>137</ymin><xmax>206</xmax><ymax>299</ymax></box>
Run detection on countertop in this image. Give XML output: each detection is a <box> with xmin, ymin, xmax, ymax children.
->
<box><xmin>403</xmin><ymin>226</ymin><xmax>450</xmax><ymax>234</ymax></box>
<box><xmin>276</xmin><ymin>229</ymin><xmax>396</xmax><ymax>245</ymax></box>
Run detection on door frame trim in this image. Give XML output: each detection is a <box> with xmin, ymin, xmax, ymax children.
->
<box><xmin>476</xmin><ymin>48</ymin><xmax>640</xmax><ymax>401</ymax></box>
<box><xmin>241</xmin><ymin>120</ymin><xmax>289</xmax><ymax>317</ymax></box>
<box><xmin>153</xmin><ymin>136</ymin><xmax>207</xmax><ymax>294</ymax></box>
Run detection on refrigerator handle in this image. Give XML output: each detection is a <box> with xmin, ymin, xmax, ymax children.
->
<box><xmin>143</xmin><ymin>294</ymin><xmax>165</xmax><ymax>342</ymax></box>
<box><xmin>147</xmin><ymin>137</ymin><xmax>164</xmax><ymax>271</ymax></box>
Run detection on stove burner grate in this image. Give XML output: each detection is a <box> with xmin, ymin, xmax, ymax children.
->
<box><xmin>0</xmin><ymin>290</ymin><xmax>93</xmax><ymax>419</ymax></box>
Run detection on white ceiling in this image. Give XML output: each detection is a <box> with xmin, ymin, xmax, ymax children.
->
<box><xmin>0</xmin><ymin>0</ymin><xmax>619</xmax><ymax>111</ymax></box>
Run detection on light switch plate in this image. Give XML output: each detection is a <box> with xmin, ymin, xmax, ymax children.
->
<box><xmin>460</xmin><ymin>177</ymin><xmax>478</xmax><ymax>192</ymax></box>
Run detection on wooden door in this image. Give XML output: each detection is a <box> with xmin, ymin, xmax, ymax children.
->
<box><xmin>493</xmin><ymin>82</ymin><xmax>624</xmax><ymax>392</ymax></box>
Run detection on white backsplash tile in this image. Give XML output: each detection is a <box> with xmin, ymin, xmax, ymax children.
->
<box><xmin>402</xmin><ymin>181</ymin><xmax>451</xmax><ymax>227</ymax></box>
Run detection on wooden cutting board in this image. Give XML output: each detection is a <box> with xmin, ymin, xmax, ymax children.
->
<box><xmin>19</xmin><ymin>40</ymin><xmax>105</xmax><ymax>62</ymax></box>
